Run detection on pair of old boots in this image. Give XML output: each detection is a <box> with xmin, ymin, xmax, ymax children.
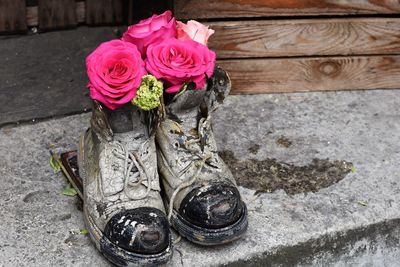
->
<box><xmin>78</xmin><ymin>68</ymin><xmax>248</xmax><ymax>266</ymax></box>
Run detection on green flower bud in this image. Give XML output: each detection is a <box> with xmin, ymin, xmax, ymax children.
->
<box><xmin>132</xmin><ymin>75</ymin><xmax>163</xmax><ymax>111</ymax></box>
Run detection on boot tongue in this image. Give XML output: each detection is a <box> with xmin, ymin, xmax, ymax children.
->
<box><xmin>166</xmin><ymin>66</ymin><xmax>231</xmax><ymax>122</ymax></box>
<box><xmin>111</xmin><ymin>106</ymin><xmax>147</xmax><ymax>151</ymax></box>
<box><xmin>103</xmin><ymin>104</ymin><xmax>142</xmax><ymax>134</ymax></box>
<box><xmin>167</xmin><ymin>89</ymin><xmax>207</xmax><ymax>125</ymax></box>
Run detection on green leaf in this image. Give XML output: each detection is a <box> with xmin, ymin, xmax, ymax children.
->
<box><xmin>357</xmin><ymin>200</ymin><xmax>368</xmax><ymax>206</ymax></box>
<box><xmin>80</xmin><ymin>229</ymin><xmax>89</xmax><ymax>235</ymax></box>
<box><xmin>177</xmin><ymin>83</ymin><xmax>188</xmax><ymax>96</ymax></box>
<box><xmin>50</xmin><ymin>154</ymin><xmax>61</xmax><ymax>173</ymax></box>
<box><xmin>351</xmin><ymin>166</ymin><xmax>357</xmax><ymax>173</ymax></box>
<box><xmin>62</xmin><ymin>186</ymin><xmax>77</xmax><ymax>197</ymax></box>
<box><xmin>69</xmin><ymin>229</ymin><xmax>89</xmax><ymax>235</ymax></box>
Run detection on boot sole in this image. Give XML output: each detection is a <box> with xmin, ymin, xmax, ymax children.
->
<box><xmin>170</xmin><ymin>203</ymin><xmax>248</xmax><ymax>246</ymax></box>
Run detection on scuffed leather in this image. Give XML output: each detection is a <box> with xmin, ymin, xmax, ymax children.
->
<box><xmin>79</xmin><ymin>105</ymin><xmax>165</xmax><ymax>232</ymax></box>
<box><xmin>156</xmin><ymin>66</ymin><xmax>237</xmax><ymax>211</ymax></box>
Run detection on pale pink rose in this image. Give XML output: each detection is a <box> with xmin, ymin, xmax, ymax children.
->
<box><xmin>86</xmin><ymin>40</ymin><xmax>146</xmax><ymax>110</ymax></box>
<box><xmin>122</xmin><ymin>10</ymin><xmax>177</xmax><ymax>57</ymax></box>
<box><xmin>176</xmin><ymin>20</ymin><xmax>215</xmax><ymax>45</ymax></box>
<box><xmin>145</xmin><ymin>38</ymin><xmax>216</xmax><ymax>93</ymax></box>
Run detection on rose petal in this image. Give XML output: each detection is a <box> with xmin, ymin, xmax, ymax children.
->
<box><xmin>122</xmin><ymin>10</ymin><xmax>177</xmax><ymax>57</ymax></box>
<box><xmin>86</xmin><ymin>40</ymin><xmax>146</xmax><ymax>109</ymax></box>
<box><xmin>145</xmin><ymin>38</ymin><xmax>215</xmax><ymax>94</ymax></box>
<box><xmin>165</xmin><ymin>84</ymin><xmax>183</xmax><ymax>93</ymax></box>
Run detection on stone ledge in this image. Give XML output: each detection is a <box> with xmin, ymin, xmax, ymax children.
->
<box><xmin>1</xmin><ymin>90</ymin><xmax>399</xmax><ymax>266</ymax></box>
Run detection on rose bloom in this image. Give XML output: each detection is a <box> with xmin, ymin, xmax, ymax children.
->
<box><xmin>122</xmin><ymin>10</ymin><xmax>177</xmax><ymax>57</ymax></box>
<box><xmin>145</xmin><ymin>38</ymin><xmax>216</xmax><ymax>93</ymax></box>
<box><xmin>176</xmin><ymin>20</ymin><xmax>215</xmax><ymax>45</ymax></box>
<box><xmin>86</xmin><ymin>40</ymin><xmax>146</xmax><ymax>110</ymax></box>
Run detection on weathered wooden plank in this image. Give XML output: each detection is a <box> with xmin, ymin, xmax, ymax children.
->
<box><xmin>218</xmin><ymin>56</ymin><xmax>400</xmax><ymax>94</ymax></box>
<box><xmin>0</xmin><ymin>0</ymin><xmax>26</xmax><ymax>32</ymax></box>
<box><xmin>208</xmin><ymin>18</ymin><xmax>400</xmax><ymax>58</ymax></box>
<box><xmin>26</xmin><ymin>6</ymin><xmax>39</xmax><ymax>27</ymax></box>
<box><xmin>38</xmin><ymin>0</ymin><xmax>77</xmax><ymax>30</ymax></box>
<box><xmin>85</xmin><ymin>0</ymin><xmax>123</xmax><ymax>25</ymax></box>
<box><xmin>27</xmin><ymin>2</ymin><xmax>85</xmax><ymax>27</ymax></box>
<box><xmin>76</xmin><ymin>1</ymin><xmax>86</xmax><ymax>24</ymax></box>
<box><xmin>175</xmin><ymin>0</ymin><xmax>400</xmax><ymax>19</ymax></box>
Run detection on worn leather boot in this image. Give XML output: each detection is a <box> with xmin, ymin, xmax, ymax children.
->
<box><xmin>78</xmin><ymin>101</ymin><xmax>172</xmax><ymax>266</ymax></box>
<box><xmin>156</xmin><ymin>67</ymin><xmax>248</xmax><ymax>245</ymax></box>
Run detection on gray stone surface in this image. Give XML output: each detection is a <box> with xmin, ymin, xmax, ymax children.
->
<box><xmin>0</xmin><ymin>26</ymin><xmax>124</xmax><ymax>126</ymax></box>
<box><xmin>1</xmin><ymin>90</ymin><xmax>400</xmax><ymax>266</ymax></box>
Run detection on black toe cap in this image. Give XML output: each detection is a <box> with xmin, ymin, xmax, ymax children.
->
<box><xmin>104</xmin><ymin>207</ymin><xmax>170</xmax><ymax>254</ymax></box>
<box><xmin>179</xmin><ymin>183</ymin><xmax>243</xmax><ymax>229</ymax></box>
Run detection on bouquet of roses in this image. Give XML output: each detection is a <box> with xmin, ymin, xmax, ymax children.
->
<box><xmin>86</xmin><ymin>10</ymin><xmax>216</xmax><ymax>111</ymax></box>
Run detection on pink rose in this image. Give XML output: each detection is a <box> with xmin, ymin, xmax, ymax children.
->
<box><xmin>86</xmin><ymin>40</ymin><xmax>146</xmax><ymax>110</ymax></box>
<box><xmin>122</xmin><ymin>10</ymin><xmax>177</xmax><ymax>57</ymax></box>
<box><xmin>145</xmin><ymin>38</ymin><xmax>216</xmax><ymax>93</ymax></box>
<box><xmin>176</xmin><ymin>20</ymin><xmax>215</xmax><ymax>45</ymax></box>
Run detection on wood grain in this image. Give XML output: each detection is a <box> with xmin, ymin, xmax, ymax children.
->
<box><xmin>85</xmin><ymin>0</ymin><xmax>123</xmax><ymax>25</ymax></box>
<box><xmin>218</xmin><ymin>56</ymin><xmax>400</xmax><ymax>94</ymax></box>
<box><xmin>0</xmin><ymin>0</ymin><xmax>26</xmax><ymax>32</ymax></box>
<box><xmin>76</xmin><ymin>1</ymin><xmax>86</xmax><ymax>24</ymax></box>
<box><xmin>38</xmin><ymin>0</ymin><xmax>77</xmax><ymax>30</ymax></box>
<box><xmin>209</xmin><ymin>18</ymin><xmax>400</xmax><ymax>58</ymax></box>
<box><xmin>27</xmin><ymin>2</ymin><xmax>85</xmax><ymax>27</ymax></box>
<box><xmin>26</xmin><ymin>6</ymin><xmax>39</xmax><ymax>26</ymax></box>
<box><xmin>175</xmin><ymin>0</ymin><xmax>400</xmax><ymax>19</ymax></box>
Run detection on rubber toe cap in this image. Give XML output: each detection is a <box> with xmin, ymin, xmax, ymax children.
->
<box><xmin>179</xmin><ymin>183</ymin><xmax>244</xmax><ymax>229</ymax></box>
<box><xmin>104</xmin><ymin>207</ymin><xmax>170</xmax><ymax>254</ymax></box>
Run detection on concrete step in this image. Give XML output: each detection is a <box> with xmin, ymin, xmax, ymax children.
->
<box><xmin>1</xmin><ymin>90</ymin><xmax>399</xmax><ymax>266</ymax></box>
<box><xmin>0</xmin><ymin>27</ymin><xmax>123</xmax><ymax>126</ymax></box>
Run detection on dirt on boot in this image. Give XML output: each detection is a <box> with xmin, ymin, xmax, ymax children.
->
<box><xmin>219</xmin><ymin>150</ymin><xmax>354</xmax><ymax>195</ymax></box>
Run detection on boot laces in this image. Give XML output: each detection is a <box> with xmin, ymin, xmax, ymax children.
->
<box><xmin>109</xmin><ymin>141</ymin><xmax>152</xmax><ymax>200</ymax></box>
<box><xmin>175</xmin><ymin>115</ymin><xmax>216</xmax><ymax>164</ymax></box>
<box><xmin>167</xmin><ymin>115</ymin><xmax>216</xmax><ymax>222</ymax></box>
